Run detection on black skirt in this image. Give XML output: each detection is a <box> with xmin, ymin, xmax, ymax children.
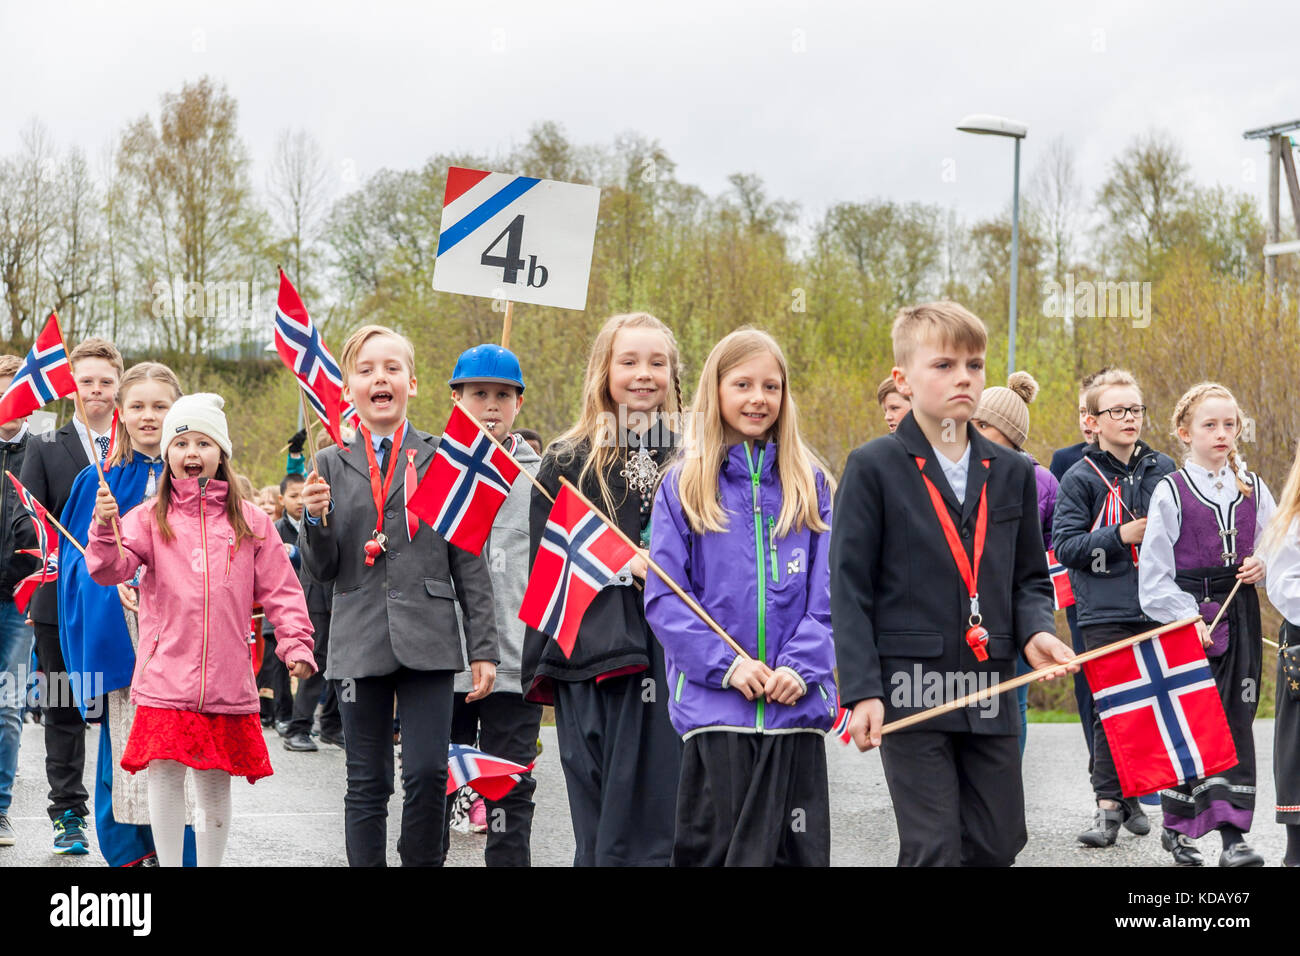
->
<box><xmin>1275</xmin><ymin>622</ymin><xmax>1300</xmax><ymax>823</ymax></box>
<box><xmin>671</xmin><ymin>731</ymin><xmax>830</xmax><ymax>867</ymax></box>
<box><xmin>1160</xmin><ymin>566</ymin><xmax>1261</xmax><ymax>837</ymax></box>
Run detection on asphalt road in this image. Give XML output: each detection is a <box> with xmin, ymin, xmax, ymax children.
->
<box><xmin>2</xmin><ymin>720</ymin><xmax>1287</xmax><ymax>866</ymax></box>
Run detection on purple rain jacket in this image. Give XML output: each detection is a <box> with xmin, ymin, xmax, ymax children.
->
<box><xmin>645</xmin><ymin>441</ymin><xmax>837</xmax><ymax>739</ymax></box>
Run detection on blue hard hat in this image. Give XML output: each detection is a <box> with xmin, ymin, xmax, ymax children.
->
<box><xmin>447</xmin><ymin>344</ymin><xmax>525</xmax><ymax>392</ymax></box>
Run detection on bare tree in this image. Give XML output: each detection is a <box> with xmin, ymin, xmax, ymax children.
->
<box><xmin>1027</xmin><ymin>134</ymin><xmax>1082</xmax><ymax>283</ymax></box>
<box><xmin>268</xmin><ymin>128</ymin><xmax>330</xmax><ymax>290</ymax></box>
<box><xmin>0</xmin><ymin>119</ymin><xmax>58</xmax><ymax>342</ymax></box>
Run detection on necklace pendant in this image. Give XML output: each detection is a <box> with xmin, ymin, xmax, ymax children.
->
<box><xmin>620</xmin><ymin>447</ymin><xmax>659</xmax><ymax>495</ymax></box>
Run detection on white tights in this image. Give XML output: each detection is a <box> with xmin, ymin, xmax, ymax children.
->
<box><xmin>146</xmin><ymin>759</ymin><xmax>232</xmax><ymax>867</ymax></box>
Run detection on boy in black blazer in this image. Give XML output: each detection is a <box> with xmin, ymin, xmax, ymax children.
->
<box><xmin>15</xmin><ymin>337</ymin><xmax>121</xmax><ymax>854</ymax></box>
<box><xmin>300</xmin><ymin>325</ymin><xmax>498</xmax><ymax>867</ymax></box>
<box><xmin>830</xmin><ymin>302</ymin><xmax>1076</xmax><ymax>867</ymax></box>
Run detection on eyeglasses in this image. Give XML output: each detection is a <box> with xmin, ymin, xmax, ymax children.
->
<box><xmin>1098</xmin><ymin>405</ymin><xmax>1146</xmax><ymax>420</ymax></box>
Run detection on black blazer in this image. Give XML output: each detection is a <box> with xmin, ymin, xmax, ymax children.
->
<box><xmin>829</xmin><ymin>412</ymin><xmax>1056</xmax><ymax>735</ymax></box>
<box><xmin>275</xmin><ymin>514</ymin><xmax>329</xmax><ymax>615</ymax></box>
<box><xmin>17</xmin><ymin>423</ymin><xmax>91</xmax><ymax>626</ymax></box>
<box><xmin>1049</xmin><ymin>442</ymin><xmax>1087</xmax><ymax>483</ymax></box>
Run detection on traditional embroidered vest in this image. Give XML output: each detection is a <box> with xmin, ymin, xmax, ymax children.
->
<box><xmin>1168</xmin><ymin>469</ymin><xmax>1256</xmax><ymax>569</ymax></box>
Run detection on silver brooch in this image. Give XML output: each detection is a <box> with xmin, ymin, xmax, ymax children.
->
<box><xmin>621</xmin><ymin>446</ymin><xmax>659</xmax><ymax>495</ymax></box>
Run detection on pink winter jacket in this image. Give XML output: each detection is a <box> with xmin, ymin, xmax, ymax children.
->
<box><xmin>85</xmin><ymin>476</ymin><xmax>316</xmax><ymax>715</ymax></box>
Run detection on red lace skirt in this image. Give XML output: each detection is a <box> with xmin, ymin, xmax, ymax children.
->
<box><xmin>121</xmin><ymin>706</ymin><xmax>274</xmax><ymax>783</ymax></box>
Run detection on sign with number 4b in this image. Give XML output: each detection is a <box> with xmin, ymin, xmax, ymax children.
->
<box><xmin>432</xmin><ymin>166</ymin><xmax>601</xmax><ymax>311</ymax></box>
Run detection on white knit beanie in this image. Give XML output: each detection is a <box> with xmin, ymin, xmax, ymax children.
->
<box><xmin>162</xmin><ymin>393</ymin><xmax>233</xmax><ymax>459</ymax></box>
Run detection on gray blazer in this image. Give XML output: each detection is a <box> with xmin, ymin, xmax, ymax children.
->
<box><xmin>299</xmin><ymin>426</ymin><xmax>499</xmax><ymax>680</ymax></box>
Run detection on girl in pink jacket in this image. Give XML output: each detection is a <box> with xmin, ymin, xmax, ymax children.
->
<box><xmin>87</xmin><ymin>393</ymin><xmax>316</xmax><ymax>867</ymax></box>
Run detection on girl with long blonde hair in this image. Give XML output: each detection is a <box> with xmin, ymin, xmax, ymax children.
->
<box><xmin>520</xmin><ymin>311</ymin><xmax>685</xmax><ymax>866</ymax></box>
<box><xmin>646</xmin><ymin>328</ymin><xmax>836</xmax><ymax>865</ymax></box>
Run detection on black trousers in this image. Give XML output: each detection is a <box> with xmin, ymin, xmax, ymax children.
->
<box><xmin>437</xmin><ymin>691</ymin><xmax>543</xmax><ymax>867</ymax></box>
<box><xmin>258</xmin><ymin>633</ymin><xmax>294</xmax><ymax>723</ymax></box>
<box><xmin>33</xmin><ymin>622</ymin><xmax>88</xmax><ymax>821</ymax></box>
<box><xmin>1066</xmin><ymin>605</ymin><xmax>1096</xmax><ymax>758</ymax></box>
<box><xmin>552</xmin><ymin>644</ymin><xmax>682</xmax><ymax>866</ymax></box>
<box><xmin>288</xmin><ymin>611</ymin><xmax>341</xmax><ymax>738</ymax></box>
<box><xmin>672</xmin><ymin>731</ymin><xmax>830</xmax><ymax>867</ymax></box>
<box><xmin>338</xmin><ymin>667</ymin><xmax>453</xmax><ymax>867</ymax></box>
<box><xmin>879</xmin><ymin>730</ymin><xmax>1026</xmax><ymax>866</ymax></box>
<box><xmin>1083</xmin><ymin>621</ymin><xmax>1150</xmax><ymax>802</ymax></box>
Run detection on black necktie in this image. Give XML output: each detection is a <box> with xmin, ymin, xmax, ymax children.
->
<box><xmin>95</xmin><ymin>435</ymin><xmax>110</xmax><ymax>460</ymax></box>
<box><xmin>379</xmin><ymin>437</ymin><xmax>392</xmax><ymax>473</ymax></box>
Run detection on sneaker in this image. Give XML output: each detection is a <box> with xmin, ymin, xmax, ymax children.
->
<box><xmin>1161</xmin><ymin>828</ymin><xmax>1205</xmax><ymax>866</ymax></box>
<box><xmin>448</xmin><ymin>787</ymin><xmax>473</xmax><ymax>834</ymax></box>
<box><xmin>1077</xmin><ymin>807</ymin><xmax>1125</xmax><ymax>847</ymax></box>
<box><xmin>1219</xmin><ymin>841</ymin><xmax>1264</xmax><ymax>867</ymax></box>
<box><xmin>0</xmin><ymin>813</ymin><xmax>14</xmax><ymax>846</ymax></box>
<box><xmin>283</xmin><ymin>733</ymin><xmax>318</xmax><ymax>752</ymax></box>
<box><xmin>52</xmin><ymin>810</ymin><xmax>90</xmax><ymax>855</ymax></box>
<box><xmin>1121</xmin><ymin>798</ymin><xmax>1150</xmax><ymax>836</ymax></box>
<box><xmin>468</xmin><ymin>797</ymin><xmax>488</xmax><ymax>834</ymax></box>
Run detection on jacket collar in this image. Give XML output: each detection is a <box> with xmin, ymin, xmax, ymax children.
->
<box><xmin>894</xmin><ymin>411</ymin><xmax>1000</xmax><ymax>523</ymax></box>
<box><xmin>168</xmin><ymin>477</ymin><xmax>229</xmax><ymax>515</ymax></box>
<box><xmin>1084</xmin><ymin>438</ymin><xmax>1156</xmax><ymax>476</ymax></box>
<box><xmin>721</xmin><ymin>440</ymin><xmax>778</xmax><ymax>478</ymax></box>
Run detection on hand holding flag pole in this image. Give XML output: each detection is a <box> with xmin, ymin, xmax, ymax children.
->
<box><xmin>297</xmin><ymin>388</ymin><xmax>327</xmax><ymax>526</ymax></box>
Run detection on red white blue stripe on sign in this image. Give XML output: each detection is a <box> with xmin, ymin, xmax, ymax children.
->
<box><xmin>436</xmin><ymin>173</ymin><xmax>540</xmax><ymax>257</ymax></box>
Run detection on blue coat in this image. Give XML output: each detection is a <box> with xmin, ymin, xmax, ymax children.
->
<box><xmin>645</xmin><ymin>441</ymin><xmax>837</xmax><ymax>738</ymax></box>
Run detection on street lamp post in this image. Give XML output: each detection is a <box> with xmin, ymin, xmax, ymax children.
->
<box><xmin>957</xmin><ymin>114</ymin><xmax>1028</xmax><ymax>374</ymax></box>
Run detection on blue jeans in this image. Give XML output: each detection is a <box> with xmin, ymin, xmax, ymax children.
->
<box><xmin>0</xmin><ymin>600</ymin><xmax>35</xmax><ymax>814</ymax></box>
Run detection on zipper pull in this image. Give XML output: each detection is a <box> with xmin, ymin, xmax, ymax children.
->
<box><xmin>227</xmin><ymin>534</ymin><xmax>234</xmax><ymax>575</ymax></box>
<box><xmin>768</xmin><ymin>516</ymin><xmax>778</xmax><ymax>582</ymax></box>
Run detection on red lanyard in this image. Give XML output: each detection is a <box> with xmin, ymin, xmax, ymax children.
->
<box><xmin>359</xmin><ymin>423</ymin><xmax>404</xmax><ymax>566</ymax></box>
<box><xmin>914</xmin><ymin>455</ymin><xmax>991</xmax><ymax>662</ymax></box>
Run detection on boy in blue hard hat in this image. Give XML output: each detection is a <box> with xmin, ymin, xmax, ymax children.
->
<box><xmin>439</xmin><ymin>344</ymin><xmax>543</xmax><ymax>865</ymax></box>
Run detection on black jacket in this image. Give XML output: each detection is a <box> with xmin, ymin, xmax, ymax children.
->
<box><xmin>829</xmin><ymin>412</ymin><xmax>1056</xmax><ymax>735</ymax></box>
<box><xmin>1049</xmin><ymin>442</ymin><xmax>1087</xmax><ymax>483</ymax></box>
<box><xmin>275</xmin><ymin>514</ymin><xmax>329</xmax><ymax>615</ymax></box>
<box><xmin>1</xmin><ymin>430</ymin><xmax>37</xmax><ymax>594</ymax></box>
<box><xmin>16</xmin><ymin>423</ymin><xmax>91</xmax><ymax>625</ymax></box>
<box><xmin>521</xmin><ymin>422</ymin><xmax>679</xmax><ymax>703</ymax></box>
<box><xmin>1051</xmin><ymin>439</ymin><xmax>1176</xmax><ymax>628</ymax></box>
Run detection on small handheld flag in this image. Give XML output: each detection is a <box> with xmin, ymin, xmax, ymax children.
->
<box><xmin>273</xmin><ymin>269</ymin><xmax>348</xmax><ymax>447</ymax></box>
<box><xmin>408</xmin><ymin>403</ymin><xmax>521</xmax><ymax>555</ymax></box>
<box><xmin>1083</xmin><ymin>620</ymin><xmax>1237</xmax><ymax>796</ymax></box>
<box><xmin>445</xmin><ymin>743</ymin><xmax>534</xmax><ymax>800</ymax></box>
<box><xmin>0</xmin><ymin>313</ymin><xmax>76</xmax><ymax>423</ymax></box>
<box><xmin>518</xmin><ymin>485</ymin><xmax>638</xmax><ymax>657</ymax></box>
<box><xmin>1047</xmin><ymin>548</ymin><xmax>1075</xmax><ymax>610</ymax></box>
<box><xmin>832</xmin><ymin>705</ymin><xmax>852</xmax><ymax>745</ymax></box>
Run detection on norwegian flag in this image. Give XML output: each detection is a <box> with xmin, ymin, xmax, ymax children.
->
<box><xmin>0</xmin><ymin>313</ymin><xmax>76</xmax><ymax>423</ymax></box>
<box><xmin>445</xmin><ymin>743</ymin><xmax>534</xmax><ymax>801</ymax></box>
<box><xmin>273</xmin><ymin>269</ymin><xmax>348</xmax><ymax>447</ymax></box>
<box><xmin>13</xmin><ymin>549</ymin><xmax>57</xmax><ymax>614</ymax></box>
<box><xmin>1083</xmin><ymin>621</ymin><xmax>1237</xmax><ymax>797</ymax></box>
<box><xmin>1047</xmin><ymin>548</ymin><xmax>1075</xmax><ymax>610</ymax></box>
<box><xmin>7</xmin><ymin>470</ymin><xmax>56</xmax><ymax>568</ymax></box>
<box><xmin>832</xmin><ymin>705</ymin><xmax>852</xmax><ymax>745</ymax></box>
<box><xmin>407</xmin><ymin>403</ymin><xmax>521</xmax><ymax>555</ymax></box>
<box><xmin>518</xmin><ymin>485</ymin><xmax>638</xmax><ymax>657</ymax></box>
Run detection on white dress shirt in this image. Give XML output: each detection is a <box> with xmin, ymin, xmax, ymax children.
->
<box><xmin>931</xmin><ymin>442</ymin><xmax>972</xmax><ymax>506</ymax></box>
<box><xmin>1139</xmin><ymin>462</ymin><xmax>1276</xmax><ymax>623</ymax></box>
<box><xmin>71</xmin><ymin>416</ymin><xmax>113</xmax><ymax>465</ymax></box>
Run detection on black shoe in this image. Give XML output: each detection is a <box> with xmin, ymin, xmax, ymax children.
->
<box><xmin>1121</xmin><ymin>798</ymin><xmax>1150</xmax><ymax>836</ymax></box>
<box><xmin>0</xmin><ymin>813</ymin><xmax>14</xmax><ymax>847</ymax></box>
<box><xmin>1161</xmin><ymin>828</ymin><xmax>1204</xmax><ymax>866</ymax></box>
<box><xmin>1219</xmin><ymin>841</ymin><xmax>1264</xmax><ymax>867</ymax></box>
<box><xmin>260</xmin><ymin>714</ymin><xmax>273</xmax><ymax>728</ymax></box>
<box><xmin>1077</xmin><ymin>807</ymin><xmax>1125</xmax><ymax>847</ymax></box>
<box><xmin>283</xmin><ymin>733</ymin><xmax>318</xmax><ymax>752</ymax></box>
<box><xmin>318</xmin><ymin>731</ymin><xmax>345</xmax><ymax>748</ymax></box>
<box><xmin>274</xmin><ymin>720</ymin><xmax>292</xmax><ymax>737</ymax></box>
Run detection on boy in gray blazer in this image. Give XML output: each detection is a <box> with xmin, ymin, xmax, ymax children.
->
<box><xmin>301</xmin><ymin>325</ymin><xmax>498</xmax><ymax>867</ymax></box>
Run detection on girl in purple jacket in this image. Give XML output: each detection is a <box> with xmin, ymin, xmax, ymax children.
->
<box><xmin>645</xmin><ymin>328</ymin><xmax>836</xmax><ymax>866</ymax></box>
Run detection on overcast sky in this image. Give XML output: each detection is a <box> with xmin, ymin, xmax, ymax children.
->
<box><xmin>3</xmin><ymin>0</ymin><xmax>1297</xmax><ymax>231</ymax></box>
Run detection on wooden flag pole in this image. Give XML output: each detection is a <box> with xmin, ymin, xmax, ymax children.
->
<box><xmin>52</xmin><ymin>315</ymin><xmax>124</xmax><ymax>558</ymax></box>
<box><xmin>501</xmin><ymin>301</ymin><xmax>514</xmax><ymax>349</ymax></box>
<box><xmin>297</xmin><ymin>387</ymin><xmax>329</xmax><ymax>526</ymax></box>
<box><xmin>558</xmin><ymin>475</ymin><xmax>751</xmax><ymax>661</ymax></box>
<box><xmin>4</xmin><ymin>470</ymin><xmax>87</xmax><ymax>557</ymax></box>
<box><xmin>452</xmin><ymin>398</ymin><xmax>553</xmax><ymax>504</ymax></box>
<box><xmin>880</xmin><ymin>616</ymin><xmax>1203</xmax><ymax>736</ymax></box>
<box><xmin>1205</xmin><ymin>580</ymin><xmax>1241</xmax><ymax>635</ymax></box>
